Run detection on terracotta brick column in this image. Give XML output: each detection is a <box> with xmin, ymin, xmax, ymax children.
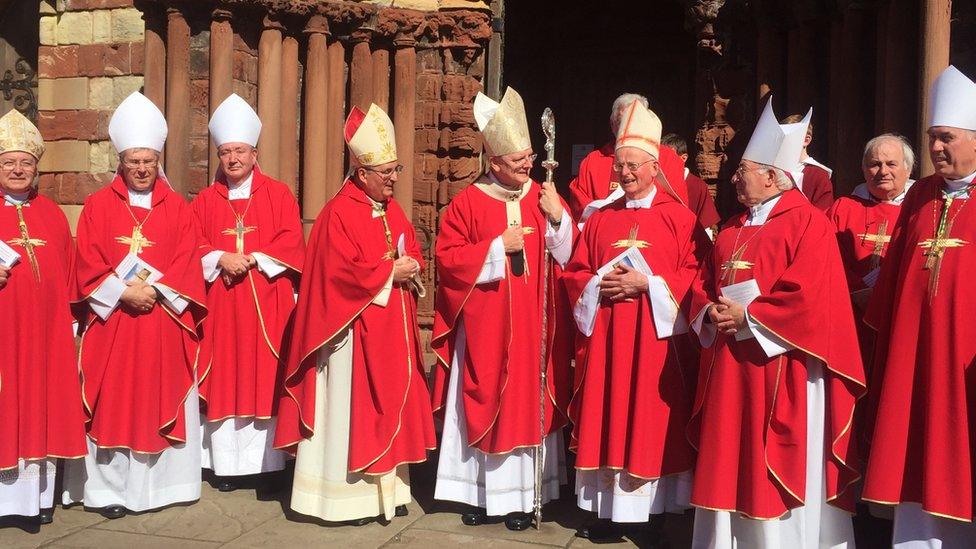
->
<box><xmin>324</xmin><ymin>37</ymin><xmax>346</xmax><ymax>200</ymax></box>
<box><xmin>393</xmin><ymin>31</ymin><xmax>416</xmax><ymax>219</ymax></box>
<box><xmin>918</xmin><ymin>0</ymin><xmax>951</xmax><ymax>176</ymax></box>
<box><xmin>165</xmin><ymin>6</ymin><xmax>190</xmax><ymax>195</ymax></box>
<box><xmin>302</xmin><ymin>14</ymin><xmax>330</xmax><ymax>222</ymax></box>
<box><xmin>209</xmin><ymin>5</ymin><xmax>234</xmax><ymax>182</ymax></box>
<box><xmin>257</xmin><ymin>12</ymin><xmax>283</xmax><ymax>179</ymax></box>
<box><xmin>279</xmin><ymin>31</ymin><xmax>300</xmax><ymax>194</ymax></box>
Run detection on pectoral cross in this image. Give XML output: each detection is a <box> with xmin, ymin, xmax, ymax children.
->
<box><xmin>858</xmin><ymin>220</ymin><xmax>890</xmax><ymax>270</ymax></box>
<box><xmin>221</xmin><ymin>219</ymin><xmax>256</xmax><ymax>254</ymax></box>
<box><xmin>8</xmin><ymin>204</ymin><xmax>45</xmax><ymax>281</ymax></box>
<box><xmin>115</xmin><ymin>225</ymin><xmax>154</xmax><ymax>255</ymax></box>
<box><xmin>611</xmin><ymin>224</ymin><xmax>650</xmax><ymax>249</ymax></box>
<box><xmin>720</xmin><ymin>245</ymin><xmax>754</xmax><ymax>286</ymax></box>
<box><xmin>918</xmin><ymin>193</ymin><xmax>969</xmax><ymax>298</ymax></box>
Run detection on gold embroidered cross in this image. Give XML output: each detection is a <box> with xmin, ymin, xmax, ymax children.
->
<box><xmin>720</xmin><ymin>245</ymin><xmax>754</xmax><ymax>286</ymax></box>
<box><xmin>918</xmin><ymin>193</ymin><xmax>970</xmax><ymax>298</ymax></box>
<box><xmin>858</xmin><ymin>220</ymin><xmax>891</xmax><ymax>270</ymax></box>
<box><xmin>8</xmin><ymin>204</ymin><xmax>45</xmax><ymax>281</ymax></box>
<box><xmin>221</xmin><ymin>219</ymin><xmax>256</xmax><ymax>254</ymax></box>
<box><xmin>115</xmin><ymin>225</ymin><xmax>154</xmax><ymax>255</ymax></box>
<box><xmin>611</xmin><ymin>224</ymin><xmax>650</xmax><ymax>249</ymax></box>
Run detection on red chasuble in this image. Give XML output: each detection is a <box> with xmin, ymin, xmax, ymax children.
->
<box><xmin>430</xmin><ymin>178</ymin><xmax>576</xmax><ymax>454</ymax></box>
<box><xmin>0</xmin><ymin>190</ymin><xmax>87</xmax><ymax>470</ymax></box>
<box><xmin>568</xmin><ymin>142</ymin><xmax>697</xmax><ymax>224</ymax></box>
<box><xmin>862</xmin><ymin>174</ymin><xmax>976</xmax><ymax>522</ymax></box>
<box><xmin>562</xmin><ymin>191</ymin><xmax>709</xmax><ymax>480</ymax></box>
<box><xmin>688</xmin><ymin>189</ymin><xmax>865</xmax><ymax>519</ymax></box>
<box><xmin>192</xmin><ymin>168</ymin><xmax>304</xmax><ymax>422</ymax></box>
<box><xmin>569</xmin><ymin>143</ymin><xmax>619</xmax><ymax>221</ymax></box>
<box><xmin>800</xmin><ymin>164</ymin><xmax>835</xmax><ymax>211</ymax></box>
<box><xmin>686</xmin><ymin>172</ymin><xmax>721</xmax><ymax>229</ymax></box>
<box><xmin>74</xmin><ymin>176</ymin><xmax>207</xmax><ymax>454</ymax></box>
<box><xmin>275</xmin><ymin>180</ymin><xmax>435</xmax><ymax>474</ymax></box>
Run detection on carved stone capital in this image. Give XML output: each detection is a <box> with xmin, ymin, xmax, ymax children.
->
<box><xmin>378</xmin><ymin>9</ymin><xmax>424</xmax><ymax>47</ymax></box>
<box><xmin>303</xmin><ymin>13</ymin><xmax>330</xmax><ymax>37</ymax></box>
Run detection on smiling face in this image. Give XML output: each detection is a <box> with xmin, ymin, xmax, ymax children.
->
<box><xmin>928</xmin><ymin>126</ymin><xmax>976</xmax><ymax>180</ymax></box>
<box><xmin>217</xmin><ymin>142</ymin><xmax>258</xmax><ymax>184</ymax></box>
<box><xmin>862</xmin><ymin>139</ymin><xmax>910</xmax><ymax>200</ymax></box>
<box><xmin>0</xmin><ymin>151</ymin><xmax>38</xmax><ymax>195</ymax></box>
<box><xmin>615</xmin><ymin>146</ymin><xmax>658</xmax><ymax>200</ymax></box>
<box><xmin>119</xmin><ymin>148</ymin><xmax>160</xmax><ymax>192</ymax></box>
<box><xmin>488</xmin><ymin>148</ymin><xmax>535</xmax><ymax>188</ymax></box>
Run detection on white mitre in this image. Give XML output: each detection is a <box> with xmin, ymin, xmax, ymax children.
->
<box><xmin>928</xmin><ymin>65</ymin><xmax>976</xmax><ymax>131</ymax></box>
<box><xmin>742</xmin><ymin>97</ymin><xmax>810</xmax><ymax>172</ymax></box>
<box><xmin>473</xmin><ymin>87</ymin><xmax>531</xmax><ymax>157</ymax></box>
<box><xmin>109</xmin><ymin>92</ymin><xmax>167</xmax><ymax>153</ymax></box>
<box><xmin>344</xmin><ymin>103</ymin><xmax>397</xmax><ymax>167</ymax></box>
<box><xmin>209</xmin><ymin>93</ymin><xmax>262</xmax><ymax>147</ymax></box>
<box><xmin>615</xmin><ymin>99</ymin><xmax>662</xmax><ymax>159</ymax></box>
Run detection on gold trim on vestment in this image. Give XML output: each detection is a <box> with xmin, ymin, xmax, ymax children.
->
<box><xmin>860</xmin><ymin>497</ymin><xmax>974</xmax><ymax>523</ymax></box>
<box><xmin>248</xmin><ymin>271</ymin><xmax>281</xmax><ymax>359</ymax></box>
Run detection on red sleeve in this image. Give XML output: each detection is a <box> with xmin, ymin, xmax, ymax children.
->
<box><xmin>252</xmin><ymin>185</ymin><xmax>306</xmax><ymax>273</ymax></box>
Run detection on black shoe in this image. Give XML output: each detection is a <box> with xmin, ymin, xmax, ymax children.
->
<box><xmin>36</xmin><ymin>509</ymin><xmax>54</xmax><ymax>524</ymax></box>
<box><xmin>576</xmin><ymin>519</ymin><xmax>621</xmax><ymax>540</ymax></box>
<box><xmin>395</xmin><ymin>505</ymin><xmax>408</xmax><ymax>517</ymax></box>
<box><xmin>460</xmin><ymin>509</ymin><xmax>487</xmax><ymax>526</ymax></box>
<box><xmin>504</xmin><ymin>512</ymin><xmax>532</xmax><ymax>531</ymax></box>
<box><xmin>344</xmin><ymin>515</ymin><xmax>376</xmax><ymax>527</ymax></box>
<box><xmin>217</xmin><ymin>479</ymin><xmax>237</xmax><ymax>492</ymax></box>
<box><xmin>99</xmin><ymin>505</ymin><xmax>126</xmax><ymax>520</ymax></box>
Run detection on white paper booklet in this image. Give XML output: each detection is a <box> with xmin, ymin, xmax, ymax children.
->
<box><xmin>597</xmin><ymin>245</ymin><xmax>653</xmax><ymax>278</ymax></box>
<box><xmin>0</xmin><ymin>239</ymin><xmax>20</xmax><ymax>268</ymax></box>
<box><xmin>115</xmin><ymin>253</ymin><xmax>164</xmax><ymax>284</ymax></box>
<box><xmin>719</xmin><ymin>278</ymin><xmax>761</xmax><ymax>341</ymax></box>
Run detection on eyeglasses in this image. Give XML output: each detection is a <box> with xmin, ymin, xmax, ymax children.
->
<box><xmin>508</xmin><ymin>154</ymin><xmax>538</xmax><ymax>166</ymax></box>
<box><xmin>364</xmin><ymin>164</ymin><xmax>405</xmax><ymax>179</ymax></box>
<box><xmin>0</xmin><ymin>160</ymin><xmax>37</xmax><ymax>172</ymax></box>
<box><xmin>611</xmin><ymin>159</ymin><xmax>654</xmax><ymax>173</ymax></box>
<box><xmin>733</xmin><ymin>166</ymin><xmax>763</xmax><ymax>180</ymax></box>
<box><xmin>122</xmin><ymin>159</ymin><xmax>158</xmax><ymax>169</ymax></box>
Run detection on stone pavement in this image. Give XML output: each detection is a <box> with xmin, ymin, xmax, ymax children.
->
<box><xmin>0</xmin><ymin>457</ymin><xmax>694</xmax><ymax>549</ymax></box>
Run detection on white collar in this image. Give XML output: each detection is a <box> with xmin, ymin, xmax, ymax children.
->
<box><xmin>226</xmin><ymin>171</ymin><xmax>253</xmax><ymax>200</ymax></box>
<box><xmin>2</xmin><ymin>191</ymin><xmax>31</xmax><ymax>206</ymax></box>
<box><xmin>745</xmin><ymin>194</ymin><xmax>783</xmax><ymax>226</ymax></box>
<box><xmin>128</xmin><ymin>187</ymin><xmax>152</xmax><ymax>208</ymax></box>
<box><xmin>624</xmin><ymin>186</ymin><xmax>657</xmax><ymax>209</ymax></box>
<box><xmin>851</xmin><ymin>180</ymin><xmax>914</xmax><ymax>204</ymax></box>
<box><xmin>683</xmin><ymin>166</ymin><xmax>690</xmax><ymax>179</ymax></box>
<box><xmin>944</xmin><ymin>170</ymin><xmax>976</xmax><ymax>194</ymax></box>
<box><xmin>802</xmin><ymin>156</ymin><xmax>833</xmax><ymax>177</ymax></box>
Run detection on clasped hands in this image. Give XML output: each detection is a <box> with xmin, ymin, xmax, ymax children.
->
<box><xmin>120</xmin><ymin>280</ymin><xmax>157</xmax><ymax>314</ymax></box>
<box><xmin>599</xmin><ymin>264</ymin><xmax>647</xmax><ymax>302</ymax></box>
<box><xmin>218</xmin><ymin>252</ymin><xmax>257</xmax><ymax>285</ymax></box>
<box><xmin>393</xmin><ymin>256</ymin><xmax>421</xmax><ymax>283</ymax></box>
<box><xmin>707</xmin><ymin>296</ymin><xmax>747</xmax><ymax>334</ymax></box>
<box><xmin>0</xmin><ymin>265</ymin><xmax>9</xmax><ymax>290</ymax></box>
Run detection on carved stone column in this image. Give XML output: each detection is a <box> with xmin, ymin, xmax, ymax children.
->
<box><xmin>349</xmin><ymin>25</ymin><xmax>374</xmax><ymax>112</ymax></box>
<box><xmin>141</xmin><ymin>3</ymin><xmax>166</xmax><ymax>114</ymax></box>
<box><xmin>302</xmin><ymin>14</ymin><xmax>330</xmax><ymax>222</ymax></box>
<box><xmin>372</xmin><ymin>46</ymin><xmax>390</xmax><ymax>111</ymax></box>
<box><xmin>324</xmin><ymin>36</ymin><xmax>346</xmax><ymax>200</ymax></box>
<box><xmin>257</xmin><ymin>12</ymin><xmax>284</xmax><ymax>179</ymax></box>
<box><xmin>209</xmin><ymin>5</ymin><xmax>234</xmax><ymax>182</ymax></box>
<box><xmin>918</xmin><ymin>0</ymin><xmax>951</xmax><ymax>176</ymax></box>
<box><xmin>279</xmin><ymin>31</ymin><xmax>300</xmax><ymax>194</ymax></box>
<box><xmin>393</xmin><ymin>27</ymin><xmax>418</xmax><ymax>219</ymax></box>
<box><xmin>165</xmin><ymin>6</ymin><xmax>190</xmax><ymax>195</ymax></box>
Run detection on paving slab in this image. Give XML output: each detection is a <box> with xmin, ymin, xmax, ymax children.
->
<box><xmin>43</xmin><ymin>529</ymin><xmax>221</xmax><ymax>549</ymax></box>
<box><xmin>0</xmin><ymin>509</ymin><xmax>105</xmax><ymax>549</ymax></box>
<box><xmin>382</xmin><ymin>528</ymin><xmax>565</xmax><ymax>548</ymax></box>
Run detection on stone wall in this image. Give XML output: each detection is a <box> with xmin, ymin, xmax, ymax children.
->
<box><xmin>36</xmin><ymin>0</ymin><xmax>145</xmax><ymax>218</ymax></box>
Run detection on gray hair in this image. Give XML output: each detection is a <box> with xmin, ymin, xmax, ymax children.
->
<box><xmin>862</xmin><ymin>133</ymin><xmax>915</xmax><ymax>173</ymax></box>
<box><xmin>756</xmin><ymin>163</ymin><xmax>794</xmax><ymax>191</ymax></box>
<box><xmin>610</xmin><ymin>93</ymin><xmax>649</xmax><ymax>126</ymax></box>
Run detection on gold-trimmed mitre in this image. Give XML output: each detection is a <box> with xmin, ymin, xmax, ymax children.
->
<box><xmin>473</xmin><ymin>87</ymin><xmax>531</xmax><ymax>157</ymax></box>
<box><xmin>615</xmin><ymin>99</ymin><xmax>662</xmax><ymax>159</ymax></box>
<box><xmin>344</xmin><ymin>103</ymin><xmax>397</xmax><ymax>167</ymax></box>
<box><xmin>0</xmin><ymin>109</ymin><xmax>44</xmax><ymax>160</ymax></box>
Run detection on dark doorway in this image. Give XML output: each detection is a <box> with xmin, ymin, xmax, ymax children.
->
<box><xmin>0</xmin><ymin>0</ymin><xmax>39</xmax><ymax>122</ymax></box>
<box><xmin>502</xmin><ymin>2</ymin><xmax>697</xmax><ymax>192</ymax></box>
